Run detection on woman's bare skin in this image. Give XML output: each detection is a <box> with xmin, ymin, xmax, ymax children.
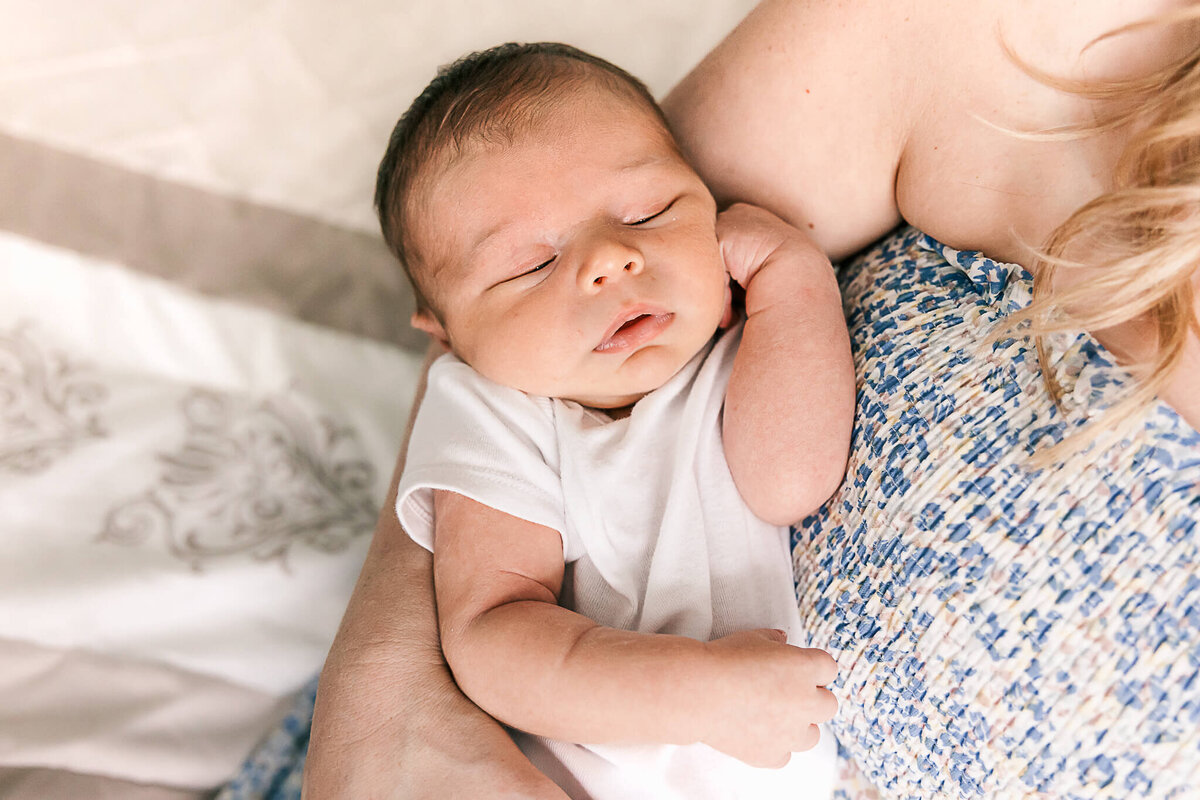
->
<box><xmin>664</xmin><ymin>0</ymin><xmax>1199</xmax><ymax>429</ymax></box>
<box><xmin>666</xmin><ymin>0</ymin><xmax>1192</xmax><ymax>264</ymax></box>
<box><xmin>303</xmin><ymin>2</ymin><xmax>1199</xmax><ymax>797</ymax></box>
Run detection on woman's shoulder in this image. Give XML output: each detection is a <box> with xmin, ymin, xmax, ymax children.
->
<box><xmin>666</xmin><ymin>0</ymin><xmax>1189</xmax><ymax>262</ymax></box>
<box><xmin>893</xmin><ymin>0</ymin><xmax>1192</xmax><ymax>262</ymax></box>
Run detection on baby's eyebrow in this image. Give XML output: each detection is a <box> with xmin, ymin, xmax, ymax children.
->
<box><xmin>467</xmin><ymin>218</ymin><xmax>517</xmax><ymax>260</ymax></box>
<box><xmin>464</xmin><ymin>155</ymin><xmax>675</xmax><ymax>258</ymax></box>
<box><xmin>618</xmin><ymin>154</ymin><xmax>674</xmax><ymax>174</ymax></box>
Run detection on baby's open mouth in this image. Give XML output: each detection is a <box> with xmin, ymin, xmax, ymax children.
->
<box><xmin>594</xmin><ymin>311</ymin><xmax>674</xmax><ymax>352</ymax></box>
<box><xmin>617</xmin><ymin>314</ymin><xmax>650</xmax><ymax>333</ymax></box>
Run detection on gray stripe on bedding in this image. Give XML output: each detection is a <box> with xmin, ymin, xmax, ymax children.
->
<box><xmin>0</xmin><ymin>132</ymin><xmax>425</xmax><ymax>352</ymax></box>
<box><xmin>0</xmin><ymin>767</ymin><xmax>207</xmax><ymax>800</ymax></box>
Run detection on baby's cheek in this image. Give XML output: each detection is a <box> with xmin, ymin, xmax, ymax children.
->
<box><xmin>491</xmin><ymin>326</ymin><xmax>579</xmax><ymax>395</ymax></box>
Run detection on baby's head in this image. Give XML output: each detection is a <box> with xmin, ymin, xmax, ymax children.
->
<box><xmin>376</xmin><ymin>43</ymin><xmax>729</xmax><ymax>410</ymax></box>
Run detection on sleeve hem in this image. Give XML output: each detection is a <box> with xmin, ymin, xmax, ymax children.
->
<box><xmin>396</xmin><ymin>464</ymin><xmax>575</xmax><ymax>561</ymax></box>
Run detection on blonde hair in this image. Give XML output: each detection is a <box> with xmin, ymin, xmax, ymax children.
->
<box><xmin>1003</xmin><ymin>3</ymin><xmax>1200</xmax><ymax>459</ymax></box>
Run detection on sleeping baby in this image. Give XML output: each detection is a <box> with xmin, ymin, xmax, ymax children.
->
<box><xmin>377</xmin><ymin>41</ymin><xmax>855</xmax><ymax>799</ymax></box>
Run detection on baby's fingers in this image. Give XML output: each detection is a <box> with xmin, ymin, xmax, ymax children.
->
<box><xmin>790</xmin><ymin>646</ymin><xmax>838</xmax><ymax>686</ymax></box>
<box><xmin>715</xmin><ymin>722</ymin><xmax>823</xmax><ymax>767</ymax></box>
<box><xmin>792</xmin><ymin>723</ymin><xmax>823</xmax><ymax>753</ymax></box>
<box><xmin>717</xmin><ymin>742</ymin><xmax>793</xmax><ymax>770</ymax></box>
<box><xmin>809</xmin><ymin>686</ymin><xmax>839</xmax><ymax>724</ymax></box>
<box><xmin>716</xmin><ymin>203</ymin><xmax>784</xmax><ymax>286</ymax></box>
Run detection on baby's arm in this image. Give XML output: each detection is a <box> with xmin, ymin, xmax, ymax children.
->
<box><xmin>719</xmin><ymin>203</ymin><xmax>855</xmax><ymax>526</ymax></box>
<box><xmin>432</xmin><ymin>489</ymin><xmax>837</xmax><ymax>767</ymax></box>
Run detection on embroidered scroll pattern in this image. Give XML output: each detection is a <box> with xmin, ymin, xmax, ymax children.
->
<box><xmin>100</xmin><ymin>388</ymin><xmax>377</xmax><ymax>570</ymax></box>
<box><xmin>0</xmin><ymin>321</ymin><xmax>107</xmax><ymax>473</ymax></box>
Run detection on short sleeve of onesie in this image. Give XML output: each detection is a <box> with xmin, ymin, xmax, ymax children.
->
<box><xmin>395</xmin><ymin>355</ymin><xmax>575</xmax><ymax>559</ymax></box>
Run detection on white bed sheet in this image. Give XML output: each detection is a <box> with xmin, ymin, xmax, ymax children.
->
<box><xmin>0</xmin><ymin>231</ymin><xmax>422</xmax><ymax>786</ymax></box>
<box><xmin>0</xmin><ymin>0</ymin><xmax>758</xmax><ymax>793</ymax></box>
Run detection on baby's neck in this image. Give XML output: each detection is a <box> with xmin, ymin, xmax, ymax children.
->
<box><xmin>600</xmin><ymin>403</ymin><xmax>634</xmax><ymax>420</ymax></box>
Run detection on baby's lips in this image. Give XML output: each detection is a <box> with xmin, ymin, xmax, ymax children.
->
<box><xmin>593</xmin><ymin>307</ymin><xmax>673</xmax><ymax>352</ymax></box>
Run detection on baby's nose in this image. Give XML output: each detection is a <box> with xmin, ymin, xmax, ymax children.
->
<box><xmin>580</xmin><ymin>240</ymin><xmax>644</xmax><ymax>290</ymax></box>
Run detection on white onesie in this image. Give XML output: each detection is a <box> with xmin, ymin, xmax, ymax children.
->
<box><xmin>396</xmin><ymin>324</ymin><xmax>835</xmax><ymax>800</ymax></box>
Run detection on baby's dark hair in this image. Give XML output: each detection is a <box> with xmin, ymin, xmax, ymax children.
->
<box><xmin>374</xmin><ymin>42</ymin><xmax>668</xmax><ymax>311</ymax></box>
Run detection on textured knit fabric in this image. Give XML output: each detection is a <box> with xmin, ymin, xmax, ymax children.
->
<box><xmin>813</xmin><ymin>227</ymin><xmax>1200</xmax><ymax>799</ymax></box>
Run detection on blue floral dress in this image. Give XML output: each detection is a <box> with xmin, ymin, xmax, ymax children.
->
<box><xmin>219</xmin><ymin>226</ymin><xmax>1200</xmax><ymax>800</ymax></box>
<box><xmin>813</xmin><ymin>228</ymin><xmax>1200</xmax><ymax>799</ymax></box>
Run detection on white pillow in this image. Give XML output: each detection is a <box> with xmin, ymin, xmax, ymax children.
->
<box><xmin>0</xmin><ymin>231</ymin><xmax>423</xmax><ymax>790</ymax></box>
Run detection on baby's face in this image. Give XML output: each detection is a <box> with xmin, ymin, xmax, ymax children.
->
<box><xmin>410</xmin><ymin>83</ymin><xmax>728</xmax><ymax>409</ymax></box>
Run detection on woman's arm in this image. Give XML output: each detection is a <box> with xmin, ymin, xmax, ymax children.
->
<box><xmin>302</xmin><ymin>345</ymin><xmax>566</xmax><ymax>800</ymax></box>
<box><xmin>718</xmin><ymin>204</ymin><xmax>855</xmax><ymax>526</ymax></box>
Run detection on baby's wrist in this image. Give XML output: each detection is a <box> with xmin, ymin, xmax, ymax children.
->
<box><xmin>743</xmin><ymin>244</ymin><xmax>836</xmax><ymax>316</ymax></box>
<box><xmin>683</xmin><ymin>640</ymin><xmax>743</xmax><ymax>744</ymax></box>
<box><xmin>635</xmin><ymin>639</ymin><xmax>727</xmax><ymax>746</ymax></box>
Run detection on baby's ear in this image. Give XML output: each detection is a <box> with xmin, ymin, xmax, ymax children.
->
<box><xmin>410</xmin><ymin>308</ymin><xmax>450</xmax><ymax>348</ymax></box>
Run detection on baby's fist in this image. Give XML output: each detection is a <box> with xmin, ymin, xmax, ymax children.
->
<box><xmin>716</xmin><ymin>203</ymin><xmax>826</xmax><ymax>289</ymax></box>
<box><xmin>699</xmin><ymin>628</ymin><xmax>838</xmax><ymax>768</ymax></box>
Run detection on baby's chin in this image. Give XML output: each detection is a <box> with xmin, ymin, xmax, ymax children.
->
<box><xmin>546</xmin><ymin>378</ymin><xmax>658</xmax><ymax>411</ymax></box>
<box><xmin>567</xmin><ymin>351</ymin><xmax>707</xmax><ymax>409</ymax></box>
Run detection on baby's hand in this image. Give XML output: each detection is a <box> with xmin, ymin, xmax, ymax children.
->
<box><xmin>698</xmin><ymin>628</ymin><xmax>838</xmax><ymax>768</ymax></box>
<box><xmin>716</xmin><ymin>203</ymin><xmax>828</xmax><ymax>290</ymax></box>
